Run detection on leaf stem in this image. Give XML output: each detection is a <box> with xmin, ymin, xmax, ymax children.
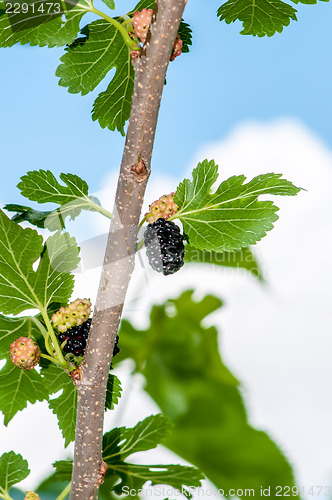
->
<box><xmin>136</xmin><ymin>238</ymin><xmax>145</xmax><ymax>251</ymax></box>
<box><xmin>40</xmin><ymin>352</ymin><xmax>63</xmax><ymax>366</ymax></box>
<box><xmin>40</xmin><ymin>308</ymin><xmax>68</xmax><ymax>369</ymax></box>
<box><xmin>0</xmin><ymin>491</ymin><xmax>14</xmax><ymax>500</ymax></box>
<box><xmin>85</xmin><ymin>198</ymin><xmax>112</xmax><ymax>219</ymax></box>
<box><xmin>56</xmin><ymin>482</ymin><xmax>71</xmax><ymax>500</ymax></box>
<box><xmin>138</xmin><ymin>215</ymin><xmax>147</xmax><ymax>228</ymax></box>
<box><xmin>122</xmin><ymin>17</ymin><xmax>133</xmax><ymax>28</ymax></box>
<box><xmin>28</xmin><ymin>315</ymin><xmax>54</xmax><ymax>356</ymax></box>
<box><xmin>90</xmin><ymin>6</ymin><xmax>139</xmax><ymax>50</ymax></box>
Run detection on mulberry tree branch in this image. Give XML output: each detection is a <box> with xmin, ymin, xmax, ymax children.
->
<box><xmin>69</xmin><ymin>1</ymin><xmax>188</xmax><ymax>499</ymax></box>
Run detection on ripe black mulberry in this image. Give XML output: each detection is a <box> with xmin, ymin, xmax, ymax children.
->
<box><xmin>59</xmin><ymin>319</ymin><xmax>120</xmax><ymax>358</ymax></box>
<box><xmin>144</xmin><ymin>218</ymin><xmax>185</xmax><ymax>276</ymax></box>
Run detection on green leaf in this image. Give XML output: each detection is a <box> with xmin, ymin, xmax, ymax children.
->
<box><xmin>101</xmin><ymin>0</ymin><xmax>115</xmax><ymax>9</ymax></box>
<box><xmin>56</xmin><ymin>20</ymin><xmax>133</xmax><ymax>135</ymax></box>
<box><xmin>19</xmin><ymin>170</ymin><xmax>89</xmax><ymax>204</ymax></box>
<box><xmin>0</xmin><ymin>210</ymin><xmax>43</xmax><ymax>315</ymax></box>
<box><xmin>291</xmin><ymin>0</ymin><xmax>328</xmax><ymax>3</ymax></box>
<box><xmin>217</xmin><ymin>0</ymin><xmax>298</xmax><ymax>36</ymax></box>
<box><xmin>17</xmin><ymin>170</ymin><xmax>102</xmax><ymax>230</ymax></box>
<box><xmin>174</xmin><ymin>160</ymin><xmax>300</xmax><ymax>253</ymax></box>
<box><xmin>42</xmin><ymin>364</ymin><xmax>77</xmax><ymax>447</ymax></box>
<box><xmin>41</xmin><ymin>367</ymin><xmax>120</xmax><ymax>447</ymax></box>
<box><xmin>31</xmin><ymin>231</ymin><xmax>79</xmax><ymax>308</ymax></box>
<box><xmin>184</xmin><ymin>245</ymin><xmax>263</xmax><ymax>280</ymax></box>
<box><xmin>4</xmin><ymin>204</ymin><xmax>62</xmax><ymax>231</ymax></box>
<box><xmin>53</xmin><ymin>460</ymin><xmax>73</xmax><ymax>482</ymax></box>
<box><xmin>105</xmin><ymin>374</ymin><xmax>122</xmax><ymax>411</ymax></box>
<box><xmin>178</xmin><ymin>20</ymin><xmax>192</xmax><ymax>53</ymax></box>
<box><xmin>103</xmin><ymin>414</ymin><xmax>172</xmax><ymax>461</ymax></box>
<box><xmin>102</xmin><ymin>414</ymin><xmax>203</xmax><ymax>497</ymax></box>
<box><xmin>117</xmin><ymin>291</ymin><xmax>296</xmax><ymax>497</ymax></box>
<box><xmin>91</xmin><ymin>56</ymin><xmax>134</xmax><ymax>136</ymax></box>
<box><xmin>110</xmin><ymin>463</ymin><xmax>203</xmax><ymax>497</ymax></box>
<box><xmin>0</xmin><ymin>452</ymin><xmax>30</xmax><ymax>496</ymax></box>
<box><xmin>0</xmin><ymin>211</ymin><xmax>79</xmax><ymax>314</ymax></box>
<box><xmin>127</xmin><ymin>0</ymin><xmax>155</xmax><ymax>15</ymax></box>
<box><xmin>0</xmin><ymin>362</ymin><xmax>49</xmax><ymax>425</ymax></box>
<box><xmin>0</xmin><ymin>0</ymin><xmax>91</xmax><ymax>48</ymax></box>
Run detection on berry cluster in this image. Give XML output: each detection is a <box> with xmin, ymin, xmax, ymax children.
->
<box><xmin>170</xmin><ymin>34</ymin><xmax>183</xmax><ymax>61</ymax></box>
<box><xmin>51</xmin><ymin>298</ymin><xmax>92</xmax><ymax>333</ymax></box>
<box><xmin>58</xmin><ymin>319</ymin><xmax>120</xmax><ymax>359</ymax></box>
<box><xmin>132</xmin><ymin>8</ymin><xmax>153</xmax><ymax>43</ymax></box>
<box><xmin>145</xmin><ymin>192</ymin><xmax>179</xmax><ymax>224</ymax></box>
<box><xmin>144</xmin><ymin>218</ymin><xmax>185</xmax><ymax>275</ymax></box>
<box><xmin>9</xmin><ymin>337</ymin><xmax>40</xmax><ymax>370</ymax></box>
<box><xmin>131</xmin><ymin>9</ymin><xmax>182</xmax><ymax>61</ymax></box>
<box><xmin>58</xmin><ymin>318</ymin><xmax>92</xmax><ymax>357</ymax></box>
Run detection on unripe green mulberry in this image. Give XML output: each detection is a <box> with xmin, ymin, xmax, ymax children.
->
<box><xmin>24</xmin><ymin>492</ymin><xmax>41</xmax><ymax>500</ymax></box>
<box><xmin>51</xmin><ymin>298</ymin><xmax>92</xmax><ymax>333</ymax></box>
<box><xmin>145</xmin><ymin>192</ymin><xmax>179</xmax><ymax>224</ymax></box>
<box><xmin>9</xmin><ymin>337</ymin><xmax>40</xmax><ymax>370</ymax></box>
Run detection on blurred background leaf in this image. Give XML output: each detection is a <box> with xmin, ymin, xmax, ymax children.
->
<box><xmin>116</xmin><ymin>290</ymin><xmax>296</xmax><ymax>497</ymax></box>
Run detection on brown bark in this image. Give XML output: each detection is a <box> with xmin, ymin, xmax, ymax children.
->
<box><xmin>69</xmin><ymin>1</ymin><xmax>188</xmax><ymax>499</ymax></box>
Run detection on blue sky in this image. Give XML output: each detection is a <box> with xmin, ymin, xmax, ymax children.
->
<box><xmin>1</xmin><ymin>0</ymin><xmax>331</xmax><ymax>204</ymax></box>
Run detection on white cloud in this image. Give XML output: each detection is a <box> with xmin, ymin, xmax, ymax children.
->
<box><xmin>2</xmin><ymin>119</ymin><xmax>332</xmax><ymax>495</ymax></box>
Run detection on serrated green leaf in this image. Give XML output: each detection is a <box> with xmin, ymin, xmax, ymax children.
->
<box><xmin>178</xmin><ymin>20</ymin><xmax>192</xmax><ymax>53</ymax></box>
<box><xmin>103</xmin><ymin>415</ymin><xmax>201</xmax><ymax>495</ymax></box>
<box><xmin>31</xmin><ymin>231</ymin><xmax>79</xmax><ymax>307</ymax></box>
<box><xmin>42</xmin><ymin>364</ymin><xmax>77</xmax><ymax>447</ymax></box>
<box><xmin>17</xmin><ymin>170</ymin><xmax>102</xmax><ymax>230</ymax></box>
<box><xmin>0</xmin><ymin>0</ymin><xmax>91</xmax><ymax>48</ymax></box>
<box><xmin>217</xmin><ymin>0</ymin><xmax>298</xmax><ymax>37</ymax></box>
<box><xmin>103</xmin><ymin>414</ymin><xmax>172</xmax><ymax>461</ymax></box>
<box><xmin>174</xmin><ymin>160</ymin><xmax>300</xmax><ymax>253</ymax></box>
<box><xmin>56</xmin><ymin>20</ymin><xmax>133</xmax><ymax>135</ymax></box>
<box><xmin>184</xmin><ymin>245</ymin><xmax>263</xmax><ymax>280</ymax></box>
<box><xmin>0</xmin><ymin>362</ymin><xmax>49</xmax><ymax>425</ymax></box>
<box><xmin>19</xmin><ymin>169</ymin><xmax>88</xmax><ymax>203</ymax></box>
<box><xmin>41</xmin><ymin>367</ymin><xmax>120</xmax><ymax>447</ymax></box>
<box><xmin>91</xmin><ymin>55</ymin><xmax>134</xmax><ymax>135</ymax></box>
<box><xmin>0</xmin><ymin>211</ymin><xmax>79</xmax><ymax>314</ymax></box>
<box><xmin>117</xmin><ymin>291</ymin><xmax>296</xmax><ymax>497</ymax></box>
<box><xmin>0</xmin><ymin>452</ymin><xmax>30</xmax><ymax>495</ymax></box>
<box><xmin>0</xmin><ymin>210</ymin><xmax>43</xmax><ymax>315</ymax></box>
<box><xmin>105</xmin><ymin>374</ymin><xmax>122</xmax><ymax>410</ymax></box>
<box><xmin>49</xmin><ymin>383</ymin><xmax>77</xmax><ymax>448</ymax></box>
